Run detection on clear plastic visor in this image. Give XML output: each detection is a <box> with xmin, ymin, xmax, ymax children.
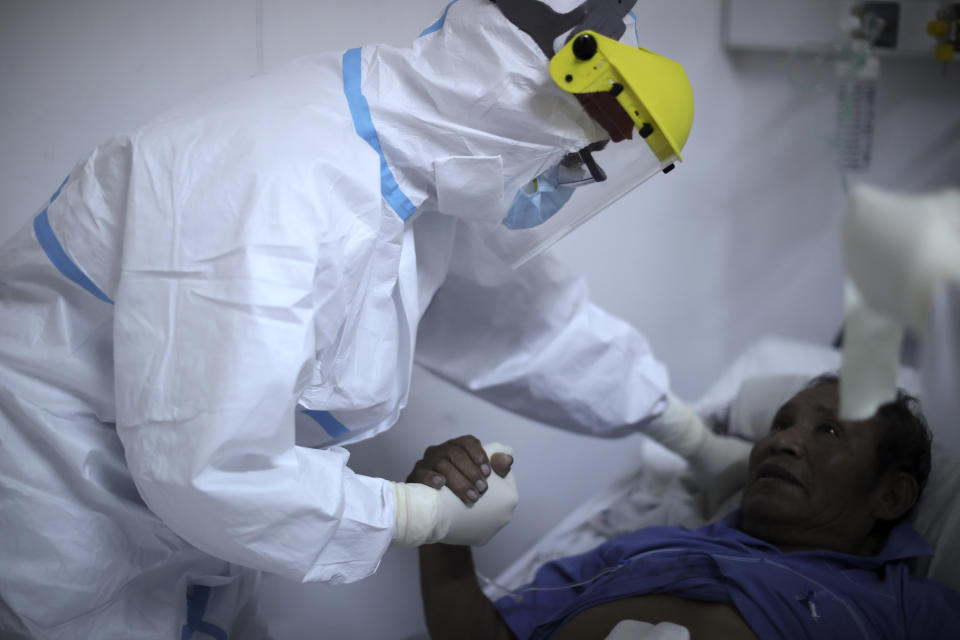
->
<box><xmin>479</xmin><ymin>133</ymin><xmax>666</xmax><ymax>269</ymax></box>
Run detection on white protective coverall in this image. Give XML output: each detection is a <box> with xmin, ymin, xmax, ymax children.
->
<box><xmin>0</xmin><ymin>0</ymin><xmax>669</xmax><ymax>637</ymax></box>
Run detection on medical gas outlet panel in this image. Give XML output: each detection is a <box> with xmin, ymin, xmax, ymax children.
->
<box><xmin>724</xmin><ymin>0</ymin><xmax>960</xmax><ymax>63</ymax></box>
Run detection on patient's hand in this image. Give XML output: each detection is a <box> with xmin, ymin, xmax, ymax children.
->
<box><xmin>407</xmin><ymin>435</ymin><xmax>514</xmax><ymax>505</ymax></box>
<box><xmin>411</xmin><ymin>439</ymin><xmax>519</xmax><ymax>638</ymax></box>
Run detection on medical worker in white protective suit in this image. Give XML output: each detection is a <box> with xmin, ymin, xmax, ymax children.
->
<box><xmin>0</xmin><ymin>0</ymin><xmax>696</xmax><ymax>637</ymax></box>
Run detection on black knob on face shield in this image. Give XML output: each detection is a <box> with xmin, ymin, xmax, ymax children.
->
<box><xmin>493</xmin><ymin>0</ymin><xmax>633</xmax><ymax>58</ymax></box>
<box><xmin>572</xmin><ymin>33</ymin><xmax>598</xmax><ymax>60</ymax></box>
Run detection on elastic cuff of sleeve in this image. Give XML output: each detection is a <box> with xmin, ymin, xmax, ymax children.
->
<box><xmin>642</xmin><ymin>393</ymin><xmax>709</xmax><ymax>457</ymax></box>
<box><xmin>391</xmin><ymin>481</ymin><xmax>446</xmax><ymax>547</ymax></box>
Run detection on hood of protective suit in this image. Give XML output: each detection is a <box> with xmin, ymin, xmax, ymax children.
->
<box><xmin>361</xmin><ymin>0</ymin><xmax>611</xmax><ymax>224</ymax></box>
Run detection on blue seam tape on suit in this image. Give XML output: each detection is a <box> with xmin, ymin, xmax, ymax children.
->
<box><xmin>301</xmin><ymin>410</ymin><xmax>351</xmax><ymax>438</ymax></box>
<box><xmin>180</xmin><ymin>586</ymin><xmax>229</xmax><ymax>640</ymax></box>
<box><xmin>49</xmin><ymin>174</ymin><xmax>68</xmax><ymax>203</ymax></box>
<box><xmin>342</xmin><ymin>47</ymin><xmax>417</xmax><ymax>221</ymax></box>
<box><xmin>34</xmin><ymin>208</ymin><xmax>115</xmax><ymax>305</ymax></box>
<box><xmin>419</xmin><ymin>0</ymin><xmax>459</xmax><ymax>37</ymax></box>
<box><xmin>628</xmin><ymin>10</ymin><xmax>640</xmax><ymax>46</ymax></box>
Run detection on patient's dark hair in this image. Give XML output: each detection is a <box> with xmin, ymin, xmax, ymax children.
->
<box><xmin>807</xmin><ymin>374</ymin><xmax>932</xmax><ymax>524</ymax></box>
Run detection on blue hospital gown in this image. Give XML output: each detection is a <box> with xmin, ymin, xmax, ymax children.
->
<box><xmin>495</xmin><ymin>511</ymin><xmax>960</xmax><ymax>639</ymax></box>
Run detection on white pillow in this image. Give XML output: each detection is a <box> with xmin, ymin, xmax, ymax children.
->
<box><xmin>912</xmin><ymin>447</ymin><xmax>960</xmax><ymax>592</ymax></box>
<box><xmin>694</xmin><ymin>336</ymin><xmax>843</xmax><ymax>418</ymax></box>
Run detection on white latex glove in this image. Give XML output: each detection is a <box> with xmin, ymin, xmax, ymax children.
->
<box><xmin>392</xmin><ymin>442</ymin><xmax>518</xmax><ymax>547</ymax></box>
<box><xmin>645</xmin><ymin>394</ymin><xmax>751</xmax><ymax>514</ymax></box>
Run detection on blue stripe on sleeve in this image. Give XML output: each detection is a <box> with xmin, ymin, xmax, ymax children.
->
<box><xmin>341</xmin><ymin>48</ymin><xmax>417</xmax><ymax>221</ymax></box>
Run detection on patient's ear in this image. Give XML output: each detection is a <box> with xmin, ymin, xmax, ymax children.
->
<box><xmin>873</xmin><ymin>471</ymin><xmax>920</xmax><ymax>522</ymax></box>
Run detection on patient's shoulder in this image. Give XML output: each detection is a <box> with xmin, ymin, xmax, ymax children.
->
<box><xmin>903</xmin><ymin>575</ymin><xmax>960</xmax><ymax>637</ymax></box>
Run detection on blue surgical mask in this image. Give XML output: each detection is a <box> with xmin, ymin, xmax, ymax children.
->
<box><xmin>501</xmin><ymin>165</ymin><xmax>577</xmax><ymax>230</ymax></box>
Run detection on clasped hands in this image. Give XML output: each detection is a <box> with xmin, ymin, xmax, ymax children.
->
<box><xmin>392</xmin><ymin>436</ymin><xmax>518</xmax><ymax>547</ymax></box>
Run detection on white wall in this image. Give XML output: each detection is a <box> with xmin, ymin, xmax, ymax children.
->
<box><xmin>2</xmin><ymin>1</ymin><xmax>957</xmax><ymax>638</ymax></box>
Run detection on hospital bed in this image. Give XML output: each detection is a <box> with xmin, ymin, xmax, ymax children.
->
<box><xmin>483</xmin><ymin>335</ymin><xmax>960</xmax><ymax>605</ymax></box>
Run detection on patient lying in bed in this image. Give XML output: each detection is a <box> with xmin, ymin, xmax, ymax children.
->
<box><xmin>413</xmin><ymin>375</ymin><xmax>960</xmax><ymax>639</ymax></box>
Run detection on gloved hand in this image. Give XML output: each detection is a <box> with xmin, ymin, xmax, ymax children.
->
<box><xmin>392</xmin><ymin>441</ymin><xmax>518</xmax><ymax>547</ymax></box>
<box><xmin>644</xmin><ymin>393</ymin><xmax>751</xmax><ymax>514</ymax></box>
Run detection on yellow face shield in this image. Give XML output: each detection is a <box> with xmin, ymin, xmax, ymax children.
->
<box><xmin>552</xmin><ymin>30</ymin><xmax>694</xmax><ymax>165</ymax></box>
<box><xmin>482</xmin><ymin>30</ymin><xmax>694</xmax><ymax>269</ymax></box>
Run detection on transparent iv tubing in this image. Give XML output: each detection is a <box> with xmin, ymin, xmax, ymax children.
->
<box><xmin>477</xmin><ymin>565</ymin><xmax>628</xmax><ymax>603</ymax></box>
<box><xmin>476</xmin><ymin>548</ymin><xmax>681</xmax><ymax>603</ymax></box>
<box><xmin>836</xmin><ymin>12</ymin><xmax>885</xmax><ymax>173</ymax></box>
<box><xmin>836</xmin><ymin>43</ymin><xmax>880</xmax><ymax>172</ymax></box>
<box><xmin>782</xmin><ymin>12</ymin><xmax>885</xmax><ymax>178</ymax></box>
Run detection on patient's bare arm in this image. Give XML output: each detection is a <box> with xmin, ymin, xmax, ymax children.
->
<box><xmin>411</xmin><ymin>438</ymin><xmax>517</xmax><ymax>640</ymax></box>
<box><xmin>419</xmin><ymin>544</ymin><xmax>517</xmax><ymax>640</ymax></box>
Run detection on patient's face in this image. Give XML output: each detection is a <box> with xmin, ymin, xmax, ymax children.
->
<box><xmin>740</xmin><ymin>381</ymin><xmax>887</xmax><ymax>554</ymax></box>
